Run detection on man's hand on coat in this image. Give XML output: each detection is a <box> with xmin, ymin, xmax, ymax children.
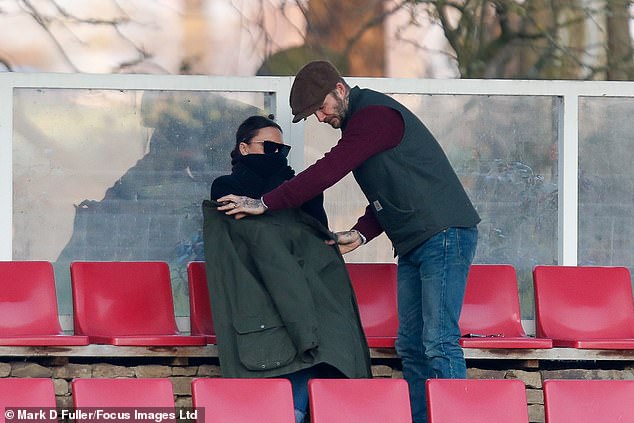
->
<box><xmin>216</xmin><ymin>195</ymin><xmax>267</xmax><ymax>219</ymax></box>
<box><xmin>326</xmin><ymin>230</ymin><xmax>364</xmax><ymax>255</ymax></box>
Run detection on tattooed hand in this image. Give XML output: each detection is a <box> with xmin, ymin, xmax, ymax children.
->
<box><xmin>325</xmin><ymin>230</ymin><xmax>364</xmax><ymax>254</ymax></box>
<box><xmin>216</xmin><ymin>195</ymin><xmax>267</xmax><ymax>219</ymax></box>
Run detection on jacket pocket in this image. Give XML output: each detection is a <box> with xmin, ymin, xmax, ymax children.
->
<box><xmin>371</xmin><ymin>194</ymin><xmax>424</xmax><ymax>239</ymax></box>
<box><xmin>233</xmin><ymin>315</ymin><xmax>297</xmax><ymax>371</ymax></box>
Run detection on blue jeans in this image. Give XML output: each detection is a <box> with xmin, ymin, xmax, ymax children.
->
<box><xmin>285</xmin><ymin>366</ymin><xmax>315</xmax><ymax>422</ymax></box>
<box><xmin>283</xmin><ymin>363</ymin><xmax>343</xmax><ymax>423</ymax></box>
<box><xmin>396</xmin><ymin>227</ymin><xmax>478</xmax><ymax>423</ymax></box>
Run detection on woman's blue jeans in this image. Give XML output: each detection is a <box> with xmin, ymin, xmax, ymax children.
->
<box><xmin>283</xmin><ymin>363</ymin><xmax>343</xmax><ymax>423</ymax></box>
<box><xmin>396</xmin><ymin>226</ymin><xmax>478</xmax><ymax>423</ymax></box>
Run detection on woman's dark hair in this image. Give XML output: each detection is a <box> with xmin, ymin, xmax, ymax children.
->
<box><xmin>230</xmin><ymin>114</ymin><xmax>282</xmax><ymax>166</ymax></box>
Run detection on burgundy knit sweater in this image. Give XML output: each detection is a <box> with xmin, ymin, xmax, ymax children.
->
<box><xmin>263</xmin><ymin>105</ymin><xmax>404</xmax><ymax>243</ymax></box>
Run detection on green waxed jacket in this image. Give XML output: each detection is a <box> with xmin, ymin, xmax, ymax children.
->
<box><xmin>202</xmin><ymin>200</ymin><xmax>371</xmax><ymax>379</ymax></box>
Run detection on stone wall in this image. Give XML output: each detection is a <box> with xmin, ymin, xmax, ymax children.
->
<box><xmin>1</xmin><ymin>356</ymin><xmax>633</xmax><ymax>423</ymax></box>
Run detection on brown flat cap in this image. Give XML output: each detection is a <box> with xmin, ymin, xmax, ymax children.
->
<box><xmin>290</xmin><ymin>60</ymin><xmax>342</xmax><ymax>123</ymax></box>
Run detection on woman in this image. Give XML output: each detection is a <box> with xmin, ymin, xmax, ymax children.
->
<box><xmin>210</xmin><ymin>115</ymin><xmax>327</xmax><ymax>227</ymax></box>
<box><xmin>206</xmin><ymin>115</ymin><xmax>370</xmax><ymax>423</ymax></box>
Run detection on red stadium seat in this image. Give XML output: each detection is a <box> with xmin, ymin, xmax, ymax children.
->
<box><xmin>70</xmin><ymin>261</ymin><xmax>206</xmax><ymax>346</ymax></box>
<box><xmin>0</xmin><ymin>261</ymin><xmax>89</xmax><ymax>346</ymax></box>
<box><xmin>459</xmin><ymin>264</ymin><xmax>552</xmax><ymax>348</ymax></box>
<box><xmin>187</xmin><ymin>261</ymin><xmax>216</xmax><ymax>344</ymax></box>
<box><xmin>308</xmin><ymin>378</ymin><xmax>412</xmax><ymax>423</ymax></box>
<box><xmin>72</xmin><ymin>378</ymin><xmax>175</xmax><ymax>408</ymax></box>
<box><xmin>427</xmin><ymin>378</ymin><xmax>529</xmax><ymax>423</ymax></box>
<box><xmin>533</xmin><ymin>265</ymin><xmax>634</xmax><ymax>348</ymax></box>
<box><xmin>0</xmin><ymin>378</ymin><xmax>56</xmax><ymax>423</ymax></box>
<box><xmin>346</xmin><ymin>263</ymin><xmax>398</xmax><ymax>348</ymax></box>
<box><xmin>543</xmin><ymin>379</ymin><xmax>634</xmax><ymax>422</ymax></box>
<box><xmin>191</xmin><ymin>378</ymin><xmax>295</xmax><ymax>423</ymax></box>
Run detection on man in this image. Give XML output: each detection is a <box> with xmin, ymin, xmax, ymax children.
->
<box><xmin>218</xmin><ymin>60</ymin><xmax>480</xmax><ymax>423</ymax></box>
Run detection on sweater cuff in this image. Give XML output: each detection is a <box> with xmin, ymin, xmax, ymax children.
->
<box><xmin>351</xmin><ymin>229</ymin><xmax>366</xmax><ymax>245</ymax></box>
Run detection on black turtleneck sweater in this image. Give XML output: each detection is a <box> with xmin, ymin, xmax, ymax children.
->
<box><xmin>210</xmin><ymin>153</ymin><xmax>329</xmax><ymax>228</ymax></box>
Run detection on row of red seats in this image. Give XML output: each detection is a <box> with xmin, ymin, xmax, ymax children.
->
<box><xmin>2</xmin><ymin>261</ymin><xmax>634</xmax><ymax>349</ymax></box>
<box><xmin>0</xmin><ymin>377</ymin><xmax>409</xmax><ymax>423</ymax></box>
<box><xmin>2</xmin><ymin>377</ymin><xmax>633</xmax><ymax>422</ymax></box>
<box><xmin>1</xmin><ymin>261</ymin><xmax>205</xmax><ymax>346</ymax></box>
<box><xmin>461</xmin><ymin>265</ymin><xmax>634</xmax><ymax>349</ymax></box>
<box><xmin>465</xmin><ymin>264</ymin><xmax>634</xmax><ymax>349</ymax></box>
<box><xmin>426</xmin><ymin>378</ymin><xmax>634</xmax><ymax>422</ymax></box>
<box><xmin>192</xmin><ymin>262</ymin><xmax>634</xmax><ymax>350</ymax></box>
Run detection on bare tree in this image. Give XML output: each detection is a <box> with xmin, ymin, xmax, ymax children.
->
<box><xmin>405</xmin><ymin>0</ymin><xmax>634</xmax><ymax>79</ymax></box>
<box><xmin>302</xmin><ymin>0</ymin><xmax>388</xmax><ymax>75</ymax></box>
<box><xmin>249</xmin><ymin>0</ymin><xmax>633</xmax><ymax>79</ymax></box>
<box><xmin>256</xmin><ymin>0</ymin><xmax>410</xmax><ymax>76</ymax></box>
<box><xmin>0</xmin><ymin>0</ymin><xmax>166</xmax><ymax>73</ymax></box>
<box><xmin>2</xmin><ymin>0</ymin><xmax>632</xmax><ymax>79</ymax></box>
<box><xmin>606</xmin><ymin>0</ymin><xmax>634</xmax><ymax>80</ymax></box>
